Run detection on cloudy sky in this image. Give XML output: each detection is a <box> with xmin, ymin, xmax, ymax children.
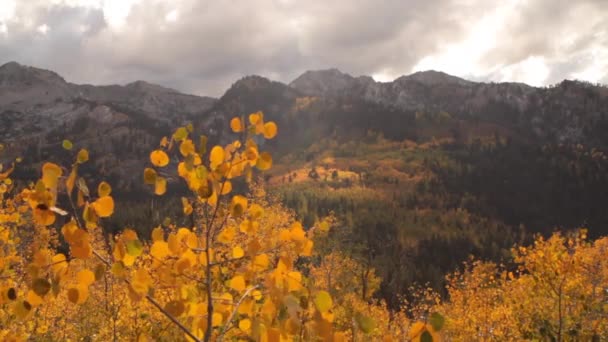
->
<box><xmin>1</xmin><ymin>0</ymin><xmax>607</xmax><ymax>96</ymax></box>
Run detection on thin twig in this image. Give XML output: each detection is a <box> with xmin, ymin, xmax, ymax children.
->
<box><xmin>217</xmin><ymin>285</ymin><xmax>259</xmax><ymax>342</ymax></box>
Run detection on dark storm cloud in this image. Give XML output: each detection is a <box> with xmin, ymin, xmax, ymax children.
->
<box><xmin>0</xmin><ymin>0</ymin><xmax>606</xmax><ymax>96</ymax></box>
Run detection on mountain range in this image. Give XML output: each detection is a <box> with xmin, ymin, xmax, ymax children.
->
<box><xmin>2</xmin><ymin>59</ymin><xmax>608</xmax><ymax>220</ymax></box>
<box><xmin>3</xmin><ymin>60</ymin><xmax>608</xmax><ymax>304</ymax></box>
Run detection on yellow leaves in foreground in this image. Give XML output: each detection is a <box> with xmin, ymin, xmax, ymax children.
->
<box><xmin>143</xmin><ymin>168</ymin><xmax>157</xmax><ymax>184</ymax></box>
<box><xmin>42</xmin><ymin>162</ymin><xmax>62</xmax><ymax>190</ymax></box>
<box><xmin>238</xmin><ymin>318</ymin><xmax>251</xmax><ymax>332</ymax></box>
<box><xmin>230</xmin><ymin>275</ymin><xmax>246</xmax><ymax>292</ymax></box>
<box><xmin>150</xmin><ymin>150</ymin><xmax>169</xmax><ymax>167</ymax></box>
<box><xmin>77</xmin><ymin>269</ymin><xmax>95</xmax><ymax>287</ymax></box>
<box><xmin>230</xmin><ymin>117</ymin><xmax>243</xmax><ymax>133</ymax></box>
<box><xmin>131</xmin><ymin>268</ymin><xmax>152</xmax><ymax>295</ymax></box>
<box><xmin>92</xmin><ymin>196</ymin><xmax>114</xmax><ymax>217</ymax></box>
<box><xmin>263</xmin><ymin>122</ymin><xmax>278</xmax><ymax>139</ymax></box>
<box><xmin>314</xmin><ymin>291</ymin><xmax>333</xmax><ymax>313</ymax></box>
<box><xmin>179</xmin><ymin>139</ymin><xmax>195</xmax><ymax>157</ymax></box>
<box><xmin>155</xmin><ymin>177</ymin><xmax>167</xmax><ymax>195</ymax></box>
<box><xmin>97</xmin><ymin>181</ymin><xmax>111</xmax><ymax>197</ymax></box>
<box><xmin>232</xmin><ymin>246</ymin><xmax>244</xmax><ymax>259</ymax></box>
<box><xmin>150</xmin><ymin>241</ymin><xmax>170</xmax><ymax>260</ymax></box>
<box><xmin>76</xmin><ymin>149</ymin><xmax>89</xmax><ymax>164</ymax></box>
<box><xmin>210</xmin><ymin>146</ymin><xmax>225</xmax><ymax>169</ymax></box>
<box><xmin>230</xmin><ymin>195</ymin><xmax>248</xmax><ymax>217</ymax></box>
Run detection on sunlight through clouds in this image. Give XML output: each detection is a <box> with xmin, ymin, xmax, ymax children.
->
<box><xmin>0</xmin><ymin>0</ymin><xmax>606</xmax><ymax>95</ymax></box>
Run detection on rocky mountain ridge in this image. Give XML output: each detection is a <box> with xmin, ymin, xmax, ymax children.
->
<box><xmin>1</xmin><ymin>61</ymin><xmax>607</xmax><ymax>192</ymax></box>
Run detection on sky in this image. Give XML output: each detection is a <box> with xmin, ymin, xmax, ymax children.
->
<box><xmin>0</xmin><ymin>0</ymin><xmax>607</xmax><ymax>97</ymax></box>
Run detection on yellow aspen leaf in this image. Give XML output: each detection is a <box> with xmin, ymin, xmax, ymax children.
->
<box><xmin>409</xmin><ymin>322</ymin><xmax>426</xmax><ymax>339</ymax></box>
<box><xmin>248</xmin><ymin>239</ymin><xmax>262</xmax><ymax>256</ymax></box>
<box><xmin>253</xmin><ymin>253</ymin><xmax>269</xmax><ymax>271</ymax></box>
<box><xmin>180</xmin><ymin>139</ymin><xmax>195</xmax><ymax>157</ymax></box>
<box><xmin>152</xmin><ymin>227</ymin><xmax>164</xmax><ymax>242</ymax></box>
<box><xmin>355</xmin><ymin>313</ymin><xmax>376</xmax><ymax>334</ymax></box>
<box><xmin>211</xmin><ymin>312</ymin><xmax>223</xmax><ymax>327</ymax></box>
<box><xmin>31</xmin><ymin>278</ymin><xmax>51</xmax><ymax>296</ymax></box>
<box><xmin>76</xmin><ymin>149</ymin><xmax>89</xmax><ymax>163</ymax></box>
<box><xmin>155</xmin><ymin>177</ymin><xmax>167</xmax><ymax>195</ymax></box>
<box><xmin>249</xmin><ymin>112</ymin><xmax>263</xmax><ymax>125</ymax></box>
<box><xmin>279</xmin><ymin>229</ymin><xmax>291</xmax><ymax>242</ymax></box>
<box><xmin>289</xmin><ymin>222</ymin><xmax>306</xmax><ymax>241</ymax></box>
<box><xmin>322</xmin><ymin>311</ymin><xmax>335</xmax><ymax>323</ymax></box>
<box><xmin>230</xmin><ymin>195</ymin><xmax>247</xmax><ymax>217</ymax></box>
<box><xmin>123</xmin><ymin>229</ymin><xmax>138</xmax><ymax>241</ymax></box>
<box><xmin>256</xmin><ymin>152</ymin><xmax>272</xmax><ymax>170</ymax></box>
<box><xmin>175</xmin><ymin>256</ymin><xmax>192</xmax><ymax>274</ymax></box>
<box><xmin>314</xmin><ymin>291</ymin><xmax>332</xmax><ymax>313</ymax></box>
<box><xmin>92</xmin><ymin>196</ymin><xmax>114</xmax><ymax>217</ymax></box>
<box><xmin>217</xmin><ymin>226</ymin><xmax>236</xmax><ymax>243</ymax></box>
<box><xmin>66</xmin><ymin>166</ymin><xmax>77</xmax><ymax>195</ymax></box>
<box><xmin>221</xmin><ymin>180</ymin><xmax>232</xmax><ymax>195</ymax></box>
<box><xmin>164</xmin><ymin>300</ymin><xmax>185</xmax><ymax>317</ymax></box>
<box><xmin>160</xmin><ymin>136</ymin><xmax>169</xmax><ymax>147</ymax></box>
<box><xmin>286</xmin><ymin>271</ymin><xmax>302</xmax><ymax>292</ymax></box>
<box><xmin>97</xmin><ymin>181</ymin><xmax>111</xmax><ymax>197</ymax></box>
<box><xmin>232</xmin><ymin>246</ymin><xmax>244</xmax><ymax>259</ymax></box>
<box><xmin>77</xmin><ymin>269</ymin><xmax>95</xmax><ymax>286</ymax></box>
<box><xmin>249</xmin><ymin>204</ymin><xmax>264</xmax><ymax>219</ymax></box>
<box><xmin>51</xmin><ymin>253</ymin><xmax>68</xmax><ymax>276</ymax></box>
<box><xmin>230</xmin><ymin>275</ymin><xmax>246</xmax><ymax>292</ymax></box>
<box><xmin>143</xmin><ymin>168</ymin><xmax>157</xmax><ymax>184</ymax></box>
<box><xmin>263</xmin><ymin>122</ymin><xmax>278</xmax><ymax>139</ymax></box>
<box><xmin>245</xmin><ymin>147</ymin><xmax>258</xmax><ymax>164</ymax></box>
<box><xmin>67</xmin><ymin>285</ymin><xmax>88</xmax><ymax>304</ymax></box>
<box><xmin>132</xmin><ymin>268</ymin><xmax>152</xmax><ymax>294</ymax></box>
<box><xmin>42</xmin><ymin>162</ymin><xmax>62</xmax><ymax>190</ymax></box>
<box><xmin>237</xmin><ymin>299</ymin><xmax>254</xmax><ymax>317</ymax></box>
<box><xmin>239</xmin><ymin>219</ymin><xmax>255</xmax><ymax>234</ymax></box>
<box><xmin>261</xmin><ymin>301</ymin><xmax>276</xmax><ymax>322</ymax></box>
<box><xmin>26</xmin><ymin>290</ymin><xmax>43</xmax><ymax>306</ymax></box>
<box><xmin>173</xmin><ymin>127</ymin><xmax>188</xmax><ymax>141</ymax></box>
<box><xmin>33</xmin><ymin>207</ymin><xmax>55</xmax><ymax>226</ymax></box>
<box><xmin>150</xmin><ymin>150</ymin><xmax>169</xmax><ymax>167</ymax></box>
<box><xmin>252</xmin><ymin>290</ymin><xmax>263</xmax><ymax>301</ymax></box>
<box><xmin>182</xmin><ymin>197</ymin><xmax>193</xmax><ymax>215</ymax></box>
<box><xmin>238</xmin><ymin>318</ymin><xmax>252</xmax><ymax>332</ymax></box>
<box><xmin>72</xmin><ymin>243</ymin><xmax>92</xmax><ymax>260</ymax></box>
<box><xmin>150</xmin><ymin>241</ymin><xmax>170</xmax><ymax>259</ymax></box>
<box><xmin>197</xmin><ymin>181</ymin><xmax>213</xmax><ymax>199</ymax></box>
<box><xmin>210</xmin><ymin>146</ymin><xmax>225</xmax><ymax>169</ymax></box>
<box><xmin>186</xmin><ymin>231</ymin><xmax>199</xmax><ymax>249</ymax></box>
<box><xmin>230</xmin><ymin>117</ymin><xmax>243</xmax><ymax>132</ymax></box>
<box><xmin>62</xmin><ymin>139</ymin><xmax>73</xmax><ymax>150</ymax></box>
<box><xmin>126</xmin><ymin>240</ymin><xmax>143</xmax><ymax>257</ymax></box>
<box><xmin>300</xmin><ymin>240</ymin><xmax>313</xmax><ymax>257</ymax></box>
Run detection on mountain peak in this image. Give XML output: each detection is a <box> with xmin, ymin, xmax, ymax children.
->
<box><xmin>125</xmin><ymin>80</ymin><xmax>179</xmax><ymax>93</ymax></box>
<box><xmin>0</xmin><ymin>61</ymin><xmax>66</xmax><ymax>86</ymax></box>
<box><xmin>0</xmin><ymin>61</ymin><xmax>23</xmax><ymax>71</ymax></box>
<box><xmin>397</xmin><ymin>70</ymin><xmax>473</xmax><ymax>86</ymax></box>
<box><xmin>289</xmin><ymin>68</ymin><xmax>357</xmax><ymax>96</ymax></box>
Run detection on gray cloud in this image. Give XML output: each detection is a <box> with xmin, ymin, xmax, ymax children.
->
<box><xmin>0</xmin><ymin>0</ymin><xmax>607</xmax><ymax>96</ymax></box>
